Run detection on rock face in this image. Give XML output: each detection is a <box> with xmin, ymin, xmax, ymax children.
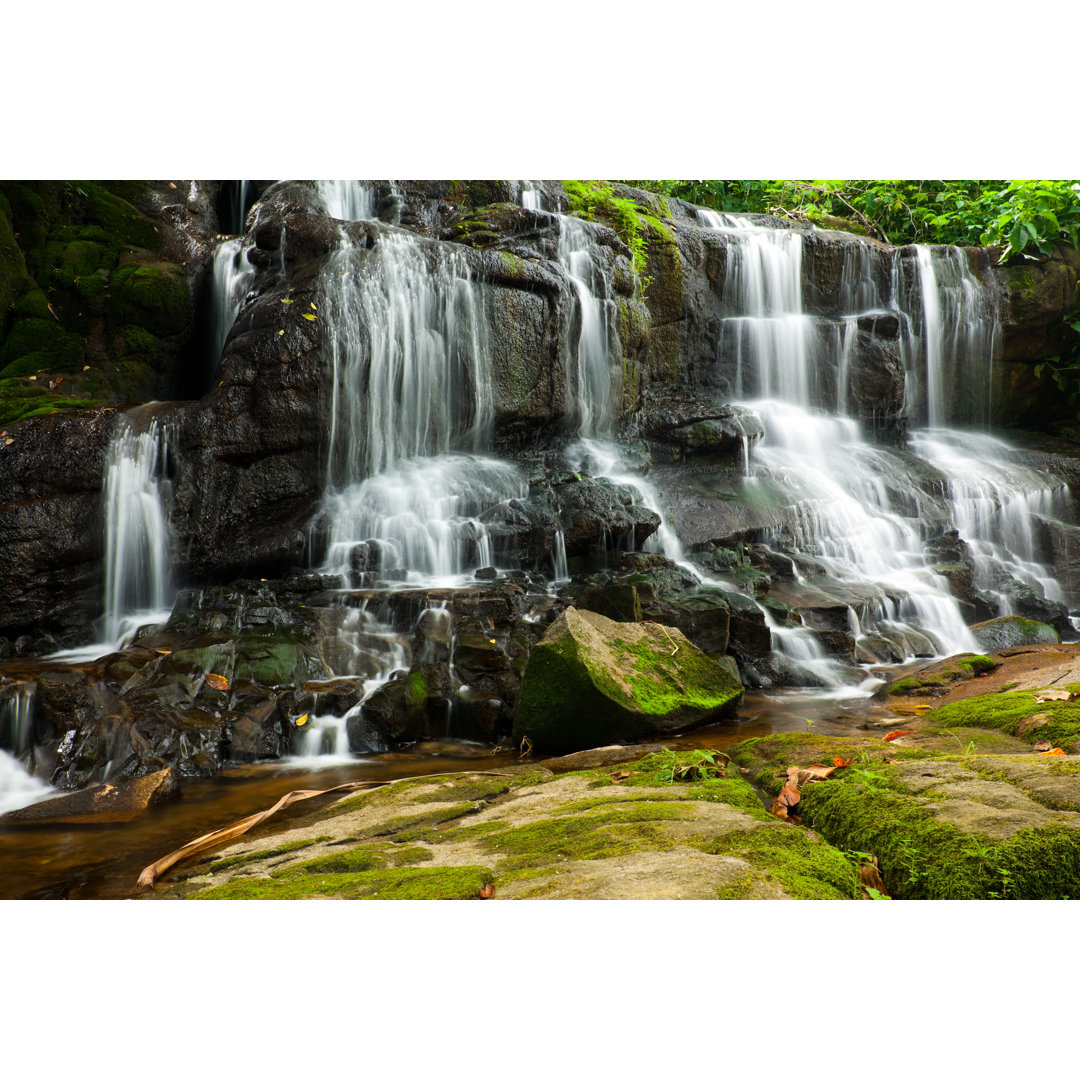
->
<box><xmin>513</xmin><ymin>607</ymin><xmax>744</xmax><ymax>749</ymax></box>
<box><xmin>970</xmin><ymin>615</ymin><xmax>1061</xmax><ymax>652</ymax></box>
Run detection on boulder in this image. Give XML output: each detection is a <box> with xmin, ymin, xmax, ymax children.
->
<box><xmin>970</xmin><ymin>615</ymin><xmax>1060</xmax><ymax>652</ymax></box>
<box><xmin>513</xmin><ymin>607</ymin><xmax>743</xmax><ymax>749</ymax></box>
<box><xmin>1</xmin><ymin>766</ymin><xmax>179</xmax><ymax>824</ymax></box>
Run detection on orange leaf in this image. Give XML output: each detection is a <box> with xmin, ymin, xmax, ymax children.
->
<box><xmin>1038</xmin><ymin>747</ymin><xmax>1066</xmax><ymax>756</ymax></box>
<box><xmin>478</xmin><ymin>883</ymin><xmax>495</xmax><ymax>899</ymax></box>
<box><xmin>769</xmin><ymin>798</ymin><xmax>790</xmax><ymax>821</ymax></box>
<box><xmin>832</xmin><ymin>757</ymin><xmax>853</xmax><ymax>768</ymax></box>
<box><xmin>610</xmin><ymin>771</ymin><xmax>632</xmax><ymax>784</ymax></box>
<box><xmin>777</xmin><ymin>782</ymin><xmax>801</xmax><ymax>807</ymax></box>
<box><xmin>883</xmin><ymin>730</ymin><xmax>915</xmax><ymax>743</ymax></box>
<box><xmin>204</xmin><ymin>673</ymin><xmax>229</xmax><ymax>691</ymax></box>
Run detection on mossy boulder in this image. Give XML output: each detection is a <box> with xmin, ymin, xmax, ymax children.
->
<box><xmin>970</xmin><ymin>615</ymin><xmax>1060</xmax><ymax>652</ymax></box>
<box><xmin>513</xmin><ymin>607</ymin><xmax>743</xmax><ymax>749</ymax></box>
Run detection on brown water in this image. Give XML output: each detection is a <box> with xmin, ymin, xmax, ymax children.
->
<box><xmin>0</xmin><ymin>689</ymin><xmax>902</xmax><ymax>900</ymax></box>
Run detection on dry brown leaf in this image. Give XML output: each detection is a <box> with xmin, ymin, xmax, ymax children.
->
<box><xmin>1035</xmin><ymin>689</ymin><xmax>1072</xmax><ymax>703</ymax></box>
<box><xmin>777</xmin><ymin>782</ymin><xmax>801</xmax><ymax>807</ymax></box>
<box><xmin>858</xmin><ymin>863</ymin><xmax>889</xmax><ymax>897</ymax></box>
<box><xmin>135</xmin><ymin>780</ymin><xmax>380</xmax><ymax>890</ymax></box>
<box><xmin>609</xmin><ymin>771</ymin><xmax>632</xmax><ymax>784</ymax></box>
<box><xmin>204</xmin><ymin>673</ymin><xmax>229</xmax><ymax>691</ymax></box>
<box><xmin>788</xmin><ymin>764</ymin><xmax>836</xmax><ymax>787</ymax></box>
<box><xmin>769</xmin><ymin>798</ymin><xmax>789</xmax><ymax>820</ymax></box>
<box><xmin>478</xmin><ymin>883</ymin><xmax>495</xmax><ymax>900</ymax></box>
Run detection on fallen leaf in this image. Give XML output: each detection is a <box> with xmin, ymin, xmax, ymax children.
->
<box><xmin>883</xmin><ymin>730</ymin><xmax>915</xmax><ymax>743</ymax></box>
<box><xmin>769</xmin><ymin>798</ymin><xmax>790</xmax><ymax>820</ymax></box>
<box><xmin>913</xmin><ymin>705</ymin><xmax>933</xmax><ymax>711</ymax></box>
<box><xmin>309</xmin><ymin>301</ymin><xmax>317</xmax><ymax>310</ymax></box>
<box><xmin>777</xmin><ymin>782</ymin><xmax>801</xmax><ymax>807</ymax></box>
<box><xmin>49</xmin><ymin>380</ymin><xmax>58</xmax><ymax>390</ymax></box>
<box><xmin>4</xmin><ymin>438</ymin><xmax>12</xmax><ymax>446</ymax></box>
<box><xmin>55</xmin><ymin>376</ymin><xmax>63</xmax><ymax>384</ymax></box>
<box><xmin>154</xmin><ymin>648</ymin><xmax>172</xmax><ymax>655</ymax></box>
<box><xmin>27</xmin><ymin>375</ymin><xmax>36</xmax><ymax>381</ymax></box>
<box><xmin>301</xmin><ymin>313</ymin><xmax>317</xmax><ymax>321</ymax></box>
<box><xmin>168</xmin><ymin>181</ymin><xmax>177</xmax><ymax>189</ymax></box>
<box><xmin>1033</xmin><ymin>740</ymin><xmax>1053</xmax><ymax>752</ymax></box>
<box><xmin>478</xmin><ymin>883</ymin><xmax>495</xmax><ymax>899</ymax></box>
<box><xmin>832</xmin><ymin>757</ymin><xmax>853</xmax><ymax>768</ymax></box>
<box><xmin>1038</xmin><ymin>747</ymin><xmax>1066</xmax><ymax>756</ymax></box>
<box><xmin>83</xmin><ymin>365</ymin><xmax>91</xmax><ymax>371</ymax></box>
<box><xmin>135</xmin><ymin>779</ymin><xmax>382</xmax><ymax>890</ymax></box>
<box><xmin>788</xmin><ymin>764</ymin><xmax>836</xmax><ymax>786</ymax></box>
<box><xmin>858</xmin><ymin>862</ymin><xmax>889</xmax><ymax>897</ymax></box>
<box><xmin>1035</xmin><ymin>689</ymin><xmax>1072</xmax><ymax>703</ymax></box>
<box><xmin>295</xmin><ymin>713</ymin><xmax>309</xmax><ymax>727</ymax></box>
<box><xmin>609</xmin><ymin>771</ymin><xmax>632</xmax><ymax>784</ymax></box>
<box><xmin>204</xmin><ymin>673</ymin><xmax>229</xmax><ymax>691</ymax></box>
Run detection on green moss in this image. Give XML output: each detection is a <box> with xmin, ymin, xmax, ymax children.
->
<box><xmin>798</xmin><ymin>777</ymin><xmax>1080</xmax><ymax>899</ymax></box>
<box><xmin>434</xmin><ymin>820</ymin><xmax>511</xmax><ymax>843</ymax></box>
<box><xmin>206</xmin><ymin>836</ymin><xmax>329</xmax><ymax>873</ymax></box>
<box><xmin>926</xmin><ymin>691</ymin><xmax>1080</xmax><ymax>749</ymax></box>
<box><xmin>888</xmin><ymin>674</ymin><xmax>945</xmax><ymax>695</ymax></box>
<box><xmin>954</xmin><ymin>654</ymin><xmax>999</xmax><ymax>675</ymax></box>
<box><xmin>195</xmin><ymin>865</ymin><xmax>494</xmax><ymax>900</ymax></box>
<box><xmin>479</xmin><ymin>803</ymin><xmax>689</xmax><ymax>872</ymax></box>
<box><xmin>408</xmin><ymin>776</ymin><xmax>511</xmax><ymax>804</ymax></box>
<box><xmin>287</xmin><ymin>848</ymin><xmax>388</xmax><ymax>875</ymax></box>
<box><xmin>385</xmin><ymin>845</ymin><xmax>435</xmax><ymax>867</ymax></box>
<box><xmin>693</xmin><ymin>825</ymin><xmax>857</xmax><ymax>900</ymax></box>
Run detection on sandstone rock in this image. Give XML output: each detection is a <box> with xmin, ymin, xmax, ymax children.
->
<box><xmin>2</xmin><ymin>766</ymin><xmax>179</xmax><ymax>824</ymax></box>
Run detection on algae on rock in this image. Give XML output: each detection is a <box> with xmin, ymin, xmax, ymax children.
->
<box><xmin>513</xmin><ymin>607</ymin><xmax>743</xmax><ymax>750</ymax></box>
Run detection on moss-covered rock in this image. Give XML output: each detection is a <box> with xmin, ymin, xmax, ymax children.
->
<box><xmin>970</xmin><ymin>615</ymin><xmax>1060</xmax><ymax>651</ymax></box>
<box><xmin>513</xmin><ymin>607</ymin><xmax>743</xmax><ymax>749</ymax></box>
<box><xmin>156</xmin><ymin>758</ymin><xmax>857</xmax><ymax>901</ymax></box>
<box><xmin>729</xmin><ymin>731</ymin><xmax>1080</xmax><ymax>898</ymax></box>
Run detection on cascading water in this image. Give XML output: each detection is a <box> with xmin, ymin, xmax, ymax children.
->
<box><xmin>318</xmin><ymin>228</ymin><xmax>524</xmax><ymax>584</ymax></box>
<box><xmin>314</xmin><ymin>179</ymin><xmax>376</xmax><ymax>222</ymax></box>
<box><xmin>207</xmin><ymin>237</ymin><xmax>256</xmax><ymax>372</ymax></box>
<box><xmin>696</xmin><ymin>209</ymin><xmax>1072</xmax><ymax>678</ymax></box>
<box><xmin>557</xmin><ymin>215</ymin><xmax>618</xmax><ymax>438</ymax></box>
<box><xmin>0</xmin><ymin>687</ymin><xmax>54</xmax><ymax>814</ymax></box>
<box><xmin>101</xmin><ymin>415</ymin><xmax>175</xmax><ymax>648</ymax></box>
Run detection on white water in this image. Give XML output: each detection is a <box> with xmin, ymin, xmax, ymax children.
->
<box><xmin>53</xmin><ymin>414</ymin><xmax>175</xmax><ymax>662</ymax></box>
<box><xmin>696</xmin><ymin>210</ymin><xmax>1069</xmax><ymax>676</ymax></box>
<box><xmin>208</xmin><ymin>237</ymin><xmax>256</xmax><ymax>368</ymax></box>
<box><xmin>557</xmin><ymin>216</ymin><xmax>618</xmax><ymax>438</ymax></box>
<box><xmin>314</xmin><ymin>180</ymin><xmax>377</xmax><ymax>222</ymax></box>
<box><xmin>101</xmin><ymin>416</ymin><xmax>174</xmax><ymax>648</ymax></box>
<box><xmin>0</xmin><ymin>687</ymin><xmax>54</xmax><ymax>814</ymax></box>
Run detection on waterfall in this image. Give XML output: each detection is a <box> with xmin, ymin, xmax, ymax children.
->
<box><xmin>208</xmin><ymin>237</ymin><xmax>256</xmax><ymax>370</ymax></box>
<box><xmin>314</xmin><ymin>180</ymin><xmax>377</xmax><ymax>222</ymax></box>
<box><xmin>697</xmin><ymin>210</ymin><xmax>1069</xmax><ymax>672</ymax></box>
<box><xmin>101</xmin><ymin>415</ymin><xmax>174</xmax><ymax>648</ymax></box>
<box><xmin>318</xmin><ymin>228</ymin><xmax>522</xmax><ymax>584</ymax></box>
<box><xmin>519</xmin><ymin>180</ymin><xmax>544</xmax><ymax>211</ymax></box>
<box><xmin>557</xmin><ymin>216</ymin><xmax>618</xmax><ymax>438</ymax></box>
<box><xmin>894</xmin><ymin>245</ymin><xmax>1001</xmax><ymax>428</ymax></box>
<box><xmin>0</xmin><ymin>687</ymin><xmax>53</xmax><ymax>814</ymax></box>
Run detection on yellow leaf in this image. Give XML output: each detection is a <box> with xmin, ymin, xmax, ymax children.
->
<box><xmin>278</xmin><ymin>330</ymin><xmax>285</xmax><ymax>336</ymax></box>
<box><xmin>309</xmin><ymin>301</ymin><xmax>317</xmax><ymax>309</ymax></box>
<box><xmin>204</xmin><ymin>673</ymin><xmax>229</xmax><ymax>691</ymax></box>
<box><xmin>302</xmin><ymin>313</ymin><xmax>317</xmax><ymax>321</ymax></box>
<box><xmin>295</xmin><ymin>713</ymin><xmax>309</xmax><ymax>727</ymax></box>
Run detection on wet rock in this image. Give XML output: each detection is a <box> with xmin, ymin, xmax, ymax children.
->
<box><xmin>513</xmin><ymin>607</ymin><xmax>744</xmax><ymax>750</ymax></box>
<box><xmin>540</xmin><ymin>744</ymin><xmax>667</xmax><ymax>773</ymax></box>
<box><xmin>971</xmin><ymin>615</ymin><xmax>1060</xmax><ymax>651</ymax></box>
<box><xmin>2</xmin><ymin>766</ymin><xmax>180</xmax><ymax>825</ymax></box>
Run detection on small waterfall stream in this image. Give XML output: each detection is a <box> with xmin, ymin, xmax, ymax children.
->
<box><xmin>0</xmin><ymin>686</ymin><xmax>54</xmax><ymax>814</ymax></box>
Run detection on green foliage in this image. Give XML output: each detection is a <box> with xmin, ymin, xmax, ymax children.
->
<box><xmin>625</xmin><ymin>179</ymin><xmax>1080</xmax><ymax>259</ymax></box>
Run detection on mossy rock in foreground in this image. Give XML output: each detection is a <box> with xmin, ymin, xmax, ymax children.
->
<box><xmin>729</xmin><ymin>732</ymin><xmax>1080</xmax><ymax>899</ymax></box>
<box><xmin>168</xmin><ymin>758</ymin><xmax>856</xmax><ymax>901</ymax></box>
<box><xmin>513</xmin><ymin>607</ymin><xmax>744</xmax><ymax>750</ymax></box>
